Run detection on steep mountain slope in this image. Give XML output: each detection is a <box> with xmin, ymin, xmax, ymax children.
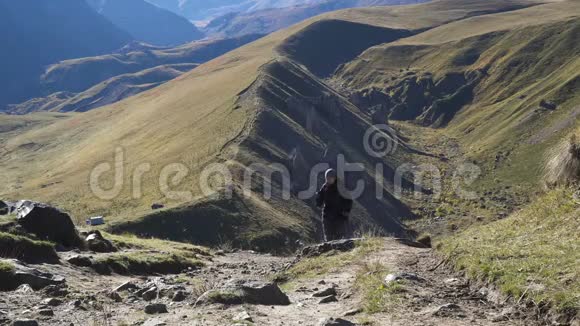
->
<box><xmin>203</xmin><ymin>0</ymin><xmax>427</xmax><ymax>38</ymax></box>
<box><xmin>0</xmin><ymin>0</ymin><xmax>558</xmax><ymax>249</ymax></box>
<box><xmin>335</xmin><ymin>0</ymin><xmax>580</xmax><ymax>191</ymax></box>
<box><xmin>0</xmin><ymin>0</ymin><xmax>132</xmax><ymax>108</ymax></box>
<box><xmin>87</xmin><ymin>0</ymin><xmax>204</xmax><ymax>46</ymax></box>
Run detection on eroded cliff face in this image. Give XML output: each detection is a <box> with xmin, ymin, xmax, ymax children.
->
<box><xmin>347</xmin><ymin>69</ymin><xmax>484</xmax><ymax>128</ymax></box>
<box><xmin>235</xmin><ymin>58</ymin><xmax>417</xmax><ymax>238</ymax></box>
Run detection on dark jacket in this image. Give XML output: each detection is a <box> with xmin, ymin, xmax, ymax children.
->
<box><xmin>316</xmin><ymin>182</ymin><xmax>353</xmax><ymax>220</ymax></box>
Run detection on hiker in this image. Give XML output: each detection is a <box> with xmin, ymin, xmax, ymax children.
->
<box><xmin>316</xmin><ymin>168</ymin><xmax>353</xmax><ymax>241</ymax></box>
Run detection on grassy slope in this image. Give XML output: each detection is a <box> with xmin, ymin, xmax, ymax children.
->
<box><xmin>440</xmin><ymin>188</ymin><xmax>579</xmax><ymax>313</ymax></box>
<box><xmin>0</xmin><ymin>0</ymin><xmax>554</xmax><ymax>247</ymax></box>
<box><xmin>0</xmin><ymin>231</ymin><xmax>59</xmax><ymax>264</ymax></box>
<box><xmin>332</xmin><ymin>1</ymin><xmax>579</xmax><ymax>315</ymax></box>
<box><xmin>336</xmin><ymin>1</ymin><xmax>580</xmax><ymax>190</ymax></box>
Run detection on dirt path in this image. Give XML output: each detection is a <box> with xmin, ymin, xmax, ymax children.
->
<box><xmin>0</xmin><ymin>238</ymin><xmax>529</xmax><ymax>326</ymax></box>
<box><xmin>195</xmin><ymin>238</ymin><xmax>521</xmax><ymax>326</ymax></box>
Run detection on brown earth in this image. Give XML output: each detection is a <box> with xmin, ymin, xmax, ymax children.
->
<box><xmin>0</xmin><ymin>238</ymin><xmax>539</xmax><ymax>325</ymax></box>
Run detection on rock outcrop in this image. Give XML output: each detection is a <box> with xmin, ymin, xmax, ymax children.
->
<box><xmin>85</xmin><ymin>231</ymin><xmax>116</xmax><ymax>253</ymax></box>
<box><xmin>300</xmin><ymin>239</ymin><xmax>358</xmax><ymax>257</ymax></box>
<box><xmin>16</xmin><ymin>201</ymin><xmax>82</xmax><ymax>248</ymax></box>
<box><xmin>0</xmin><ymin>201</ymin><xmax>9</xmax><ymax>215</ymax></box>
<box><xmin>0</xmin><ymin>260</ymin><xmax>65</xmax><ymax>291</ymax></box>
<box><xmin>196</xmin><ymin>279</ymin><xmax>290</xmax><ymax>306</ymax></box>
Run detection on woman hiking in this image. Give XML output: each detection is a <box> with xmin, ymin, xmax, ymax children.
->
<box><xmin>316</xmin><ymin>168</ymin><xmax>353</xmax><ymax>241</ymax></box>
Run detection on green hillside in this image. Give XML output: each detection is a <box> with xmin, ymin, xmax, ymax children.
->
<box><xmin>1</xmin><ymin>0</ymin><xmax>576</xmax><ymax>250</ymax></box>
<box><xmin>440</xmin><ymin>187</ymin><xmax>579</xmax><ymax>316</ymax></box>
<box><xmin>335</xmin><ymin>1</ymin><xmax>580</xmax><ymax>192</ymax></box>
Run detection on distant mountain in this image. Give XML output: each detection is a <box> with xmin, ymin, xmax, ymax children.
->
<box><xmin>0</xmin><ymin>0</ymin><xmax>132</xmax><ymax>108</ymax></box>
<box><xmin>204</xmin><ymin>0</ymin><xmax>427</xmax><ymax>37</ymax></box>
<box><xmin>8</xmin><ymin>35</ymin><xmax>263</xmax><ymax>113</ymax></box>
<box><xmin>8</xmin><ymin>64</ymin><xmax>197</xmax><ymax>114</ymax></box>
<box><xmin>145</xmin><ymin>0</ymin><xmax>253</xmax><ymax>21</ymax></box>
<box><xmin>87</xmin><ymin>0</ymin><xmax>204</xmax><ymax>46</ymax></box>
<box><xmin>40</xmin><ymin>35</ymin><xmax>263</xmax><ymax>95</ymax></box>
<box><xmin>147</xmin><ymin>0</ymin><xmax>425</xmax><ymax>24</ymax></box>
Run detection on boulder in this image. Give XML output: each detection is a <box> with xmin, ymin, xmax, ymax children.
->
<box><xmin>384</xmin><ymin>272</ymin><xmax>426</xmax><ymax>284</ymax></box>
<box><xmin>172</xmin><ymin>290</ymin><xmax>187</xmax><ymax>302</ymax></box>
<box><xmin>43</xmin><ymin>284</ymin><xmax>68</xmax><ymax>297</ymax></box>
<box><xmin>114</xmin><ymin>281</ymin><xmax>139</xmax><ymax>293</ymax></box>
<box><xmin>144</xmin><ymin>303</ymin><xmax>168</xmax><ymax>314</ymax></box>
<box><xmin>0</xmin><ymin>261</ymin><xmax>65</xmax><ymax>291</ymax></box>
<box><xmin>394</xmin><ymin>238</ymin><xmax>430</xmax><ymax>248</ymax></box>
<box><xmin>318</xmin><ymin>295</ymin><xmax>338</xmax><ymax>304</ymax></box>
<box><xmin>313</xmin><ymin>287</ymin><xmax>337</xmax><ymax>298</ymax></box>
<box><xmin>37</xmin><ymin>308</ymin><xmax>54</xmax><ymax>316</ymax></box>
<box><xmin>85</xmin><ymin>231</ymin><xmax>116</xmax><ymax>253</ymax></box>
<box><xmin>317</xmin><ymin>318</ymin><xmax>355</xmax><ymax>326</ymax></box>
<box><xmin>196</xmin><ymin>280</ymin><xmax>290</xmax><ymax>306</ymax></box>
<box><xmin>42</xmin><ymin>298</ymin><xmax>63</xmax><ymax>306</ymax></box>
<box><xmin>67</xmin><ymin>255</ymin><xmax>93</xmax><ymax>267</ymax></box>
<box><xmin>14</xmin><ymin>264</ymin><xmax>65</xmax><ymax>290</ymax></box>
<box><xmin>15</xmin><ymin>284</ymin><xmax>34</xmax><ymax>293</ymax></box>
<box><xmin>426</xmin><ymin>303</ymin><xmax>462</xmax><ymax>317</ymax></box>
<box><xmin>143</xmin><ymin>318</ymin><xmax>167</xmax><ymax>326</ymax></box>
<box><xmin>142</xmin><ymin>287</ymin><xmax>158</xmax><ymax>301</ymax></box>
<box><xmin>300</xmin><ymin>239</ymin><xmax>358</xmax><ymax>257</ymax></box>
<box><xmin>16</xmin><ymin>201</ymin><xmax>82</xmax><ymax>247</ymax></box>
<box><xmin>0</xmin><ymin>201</ymin><xmax>9</xmax><ymax>215</ymax></box>
<box><xmin>109</xmin><ymin>291</ymin><xmax>123</xmax><ymax>302</ymax></box>
<box><xmin>12</xmin><ymin>320</ymin><xmax>39</xmax><ymax>326</ymax></box>
<box><xmin>343</xmin><ymin>308</ymin><xmax>362</xmax><ymax>317</ymax></box>
<box><xmin>540</xmin><ymin>99</ymin><xmax>557</xmax><ymax>110</ymax></box>
<box><xmin>233</xmin><ymin>311</ymin><xmax>253</xmax><ymax>322</ymax></box>
<box><xmin>151</xmin><ymin>203</ymin><xmax>164</xmax><ymax>210</ymax></box>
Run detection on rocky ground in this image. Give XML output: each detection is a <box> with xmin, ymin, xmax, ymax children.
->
<box><xmin>0</xmin><ymin>237</ymin><xmax>542</xmax><ymax>326</ymax></box>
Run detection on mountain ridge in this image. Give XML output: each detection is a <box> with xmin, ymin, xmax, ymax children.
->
<box><xmin>0</xmin><ymin>0</ymin><xmax>556</xmax><ymax>248</ymax></box>
<box><xmin>87</xmin><ymin>0</ymin><xmax>205</xmax><ymax>46</ymax></box>
<box><xmin>0</xmin><ymin>0</ymin><xmax>132</xmax><ymax>107</ymax></box>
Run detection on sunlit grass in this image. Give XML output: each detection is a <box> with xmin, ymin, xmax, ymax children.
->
<box><xmin>439</xmin><ymin>188</ymin><xmax>580</xmax><ymax>311</ymax></box>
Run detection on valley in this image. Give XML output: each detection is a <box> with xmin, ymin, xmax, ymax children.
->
<box><xmin>0</xmin><ymin>0</ymin><xmax>578</xmax><ymax>324</ymax></box>
<box><xmin>2</xmin><ymin>0</ymin><xmax>577</xmax><ymax>247</ymax></box>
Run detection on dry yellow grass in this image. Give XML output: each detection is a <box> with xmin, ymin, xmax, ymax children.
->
<box><xmin>544</xmin><ymin>130</ymin><xmax>580</xmax><ymax>187</ymax></box>
<box><xmin>0</xmin><ymin>0</ymin><xmax>573</xmax><ymax>252</ymax></box>
<box><xmin>440</xmin><ymin>188</ymin><xmax>580</xmax><ymax>312</ymax></box>
<box><xmin>393</xmin><ymin>0</ymin><xmax>579</xmax><ymax>45</ymax></box>
<box><xmin>336</xmin><ymin>1</ymin><xmax>580</xmax><ymax>190</ymax></box>
<box><xmin>1</xmin><ymin>0</ymin><xmax>546</xmax><ymax>222</ymax></box>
